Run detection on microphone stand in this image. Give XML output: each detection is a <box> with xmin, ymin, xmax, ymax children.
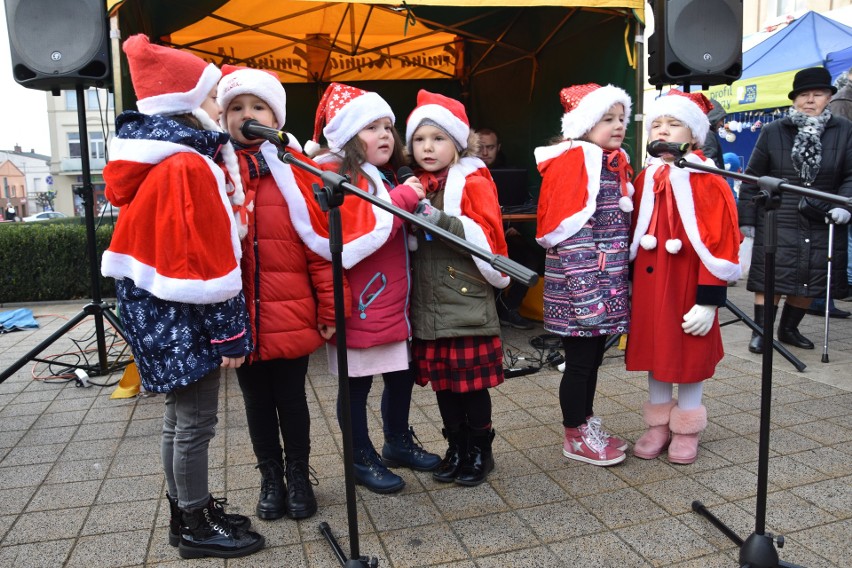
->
<box><xmin>277</xmin><ymin>149</ymin><xmax>537</xmax><ymax>567</ymax></box>
<box><xmin>670</xmin><ymin>154</ymin><xmax>851</xmax><ymax>568</ymax></box>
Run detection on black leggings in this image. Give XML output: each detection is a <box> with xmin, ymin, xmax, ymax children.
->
<box><xmin>236</xmin><ymin>356</ymin><xmax>311</xmax><ymax>464</ymax></box>
<box><xmin>560</xmin><ymin>335</ymin><xmax>607</xmax><ymax>428</ymax></box>
<box><xmin>337</xmin><ymin>368</ymin><xmax>415</xmax><ymax>450</ymax></box>
<box><xmin>435</xmin><ymin>389</ymin><xmax>492</xmax><ymax>430</ymax></box>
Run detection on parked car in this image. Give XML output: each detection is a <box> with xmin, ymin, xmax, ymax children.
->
<box><xmin>22</xmin><ymin>211</ymin><xmax>67</xmax><ymax>222</ymax></box>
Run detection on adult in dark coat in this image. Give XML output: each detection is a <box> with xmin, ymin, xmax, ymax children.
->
<box><xmin>829</xmin><ymin>69</ymin><xmax>852</xmax><ymax>302</ymax></box>
<box><xmin>703</xmin><ymin>99</ymin><xmax>726</xmax><ymax>170</ymax></box>
<box><xmin>738</xmin><ymin>67</ymin><xmax>852</xmax><ymax>353</ymax></box>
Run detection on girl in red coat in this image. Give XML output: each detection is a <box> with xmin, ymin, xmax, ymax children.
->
<box><xmin>218</xmin><ymin>66</ymin><xmax>344</xmax><ymax>520</ymax></box>
<box><xmin>627</xmin><ymin>90</ymin><xmax>741</xmax><ymax>464</ymax></box>
<box><xmin>301</xmin><ymin>83</ymin><xmax>441</xmax><ymax>494</ymax></box>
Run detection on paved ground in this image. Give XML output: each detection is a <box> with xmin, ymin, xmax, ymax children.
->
<box><xmin>0</xmin><ymin>281</ymin><xmax>850</xmax><ymax>567</ymax></box>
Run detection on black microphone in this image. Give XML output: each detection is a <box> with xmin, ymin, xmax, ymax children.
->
<box><xmin>397</xmin><ymin>166</ymin><xmax>416</xmax><ymax>183</ymax></box>
<box><xmin>647</xmin><ymin>140</ymin><xmax>691</xmax><ymax>158</ymax></box>
<box><xmin>240</xmin><ymin>119</ymin><xmax>288</xmax><ymax>145</ymax></box>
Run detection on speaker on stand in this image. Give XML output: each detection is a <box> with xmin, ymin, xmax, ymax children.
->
<box><xmin>0</xmin><ymin>0</ymin><xmax>126</xmax><ymax>385</ymax></box>
<box><xmin>648</xmin><ymin>0</ymin><xmax>743</xmax><ymax>88</ymax></box>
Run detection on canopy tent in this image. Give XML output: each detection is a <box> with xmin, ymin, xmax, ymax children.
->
<box><xmin>826</xmin><ymin>45</ymin><xmax>852</xmax><ymax>80</ymax></box>
<box><xmin>107</xmin><ymin>0</ymin><xmax>645</xmax><ymax>175</ymax></box>
<box><xmin>701</xmin><ymin>11</ymin><xmax>852</xmax><ymax>113</ymax></box>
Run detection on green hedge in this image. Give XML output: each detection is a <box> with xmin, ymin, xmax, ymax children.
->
<box><xmin>0</xmin><ymin>217</ymin><xmax>116</xmax><ymax>303</ymax></box>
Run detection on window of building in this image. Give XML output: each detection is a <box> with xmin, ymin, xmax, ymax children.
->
<box><xmin>65</xmin><ymin>91</ymin><xmax>77</xmax><ymax>111</ymax></box>
<box><xmin>773</xmin><ymin>0</ymin><xmax>807</xmax><ymax>16</ymax></box>
<box><xmin>90</xmin><ymin>132</ymin><xmax>105</xmax><ymax>160</ymax></box>
<box><xmin>107</xmin><ymin>92</ymin><xmax>114</xmax><ymax>110</ymax></box>
<box><xmin>87</xmin><ymin>89</ymin><xmax>100</xmax><ymax>110</ymax></box>
<box><xmin>68</xmin><ymin>132</ymin><xmax>81</xmax><ymax>158</ymax></box>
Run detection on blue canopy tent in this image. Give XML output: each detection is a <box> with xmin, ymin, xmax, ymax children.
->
<box><xmin>826</xmin><ymin>45</ymin><xmax>852</xmax><ymax>80</ymax></box>
<box><xmin>700</xmin><ymin>11</ymin><xmax>852</xmax><ymax>167</ymax></box>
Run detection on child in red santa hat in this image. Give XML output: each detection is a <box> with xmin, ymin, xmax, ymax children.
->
<box><xmin>302</xmin><ymin>82</ymin><xmax>441</xmax><ymax>494</ymax></box>
<box><xmin>100</xmin><ymin>35</ymin><xmax>263</xmax><ymax>559</ymax></box>
<box><xmin>534</xmin><ymin>83</ymin><xmax>634</xmax><ymax>467</ymax></box>
<box><xmin>627</xmin><ymin>89</ymin><xmax>741</xmax><ymax>465</ymax></box>
<box><xmin>406</xmin><ymin>89</ymin><xmax>509</xmax><ymax>486</ymax></box>
<box><xmin>217</xmin><ymin>65</ymin><xmax>345</xmax><ymax>521</ymax></box>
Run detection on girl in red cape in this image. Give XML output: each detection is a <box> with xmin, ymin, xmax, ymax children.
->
<box><xmin>406</xmin><ymin>90</ymin><xmax>509</xmax><ymax>486</ymax></box>
<box><xmin>627</xmin><ymin>90</ymin><xmax>741</xmax><ymax>465</ymax></box>
<box><xmin>535</xmin><ymin>83</ymin><xmax>634</xmax><ymax>467</ymax></box>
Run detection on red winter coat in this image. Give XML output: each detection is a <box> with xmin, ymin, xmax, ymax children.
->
<box><xmin>238</xmin><ymin>146</ymin><xmax>344</xmax><ymax>363</ymax></box>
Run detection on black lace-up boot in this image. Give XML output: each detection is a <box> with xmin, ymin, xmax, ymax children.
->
<box><xmin>382</xmin><ymin>426</ymin><xmax>441</xmax><ymax>471</ymax></box>
<box><xmin>166</xmin><ymin>492</ymin><xmax>250</xmax><ymax>547</ymax></box>
<box><xmin>178</xmin><ymin>496</ymin><xmax>265</xmax><ymax>559</ymax></box>
<box><xmin>255</xmin><ymin>460</ymin><xmax>287</xmax><ymax>520</ymax></box>
<box><xmin>284</xmin><ymin>460</ymin><xmax>318</xmax><ymax>519</ymax></box>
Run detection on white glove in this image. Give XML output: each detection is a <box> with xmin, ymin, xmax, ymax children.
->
<box><xmin>682</xmin><ymin>304</ymin><xmax>716</xmax><ymax>336</ymax></box>
<box><xmin>828</xmin><ymin>208</ymin><xmax>851</xmax><ymax>224</ymax></box>
<box><xmin>740</xmin><ymin>225</ymin><xmax>755</xmax><ymax>238</ymax></box>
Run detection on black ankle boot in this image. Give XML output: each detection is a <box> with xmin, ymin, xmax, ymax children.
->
<box><xmin>432</xmin><ymin>426</ymin><xmax>467</xmax><ymax>483</ymax></box>
<box><xmin>777</xmin><ymin>304</ymin><xmax>814</xmax><ymax>349</ymax></box>
<box><xmin>382</xmin><ymin>426</ymin><xmax>441</xmax><ymax>472</ymax></box>
<box><xmin>255</xmin><ymin>460</ymin><xmax>287</xmax><ymax>520</ymax></box>
<box><xmin>455</xmin><ymin>427</ymin><xmax>495</xmax><ymax>487</ymax></box>
<box><xmin>284</xmin><ymin>460</ymin><xmax>318</xmax><ymax>519</ymax></box>
<box><xmin>178</xmin><ymin>496</ymin><xmax>265</xmax><ymax>559</ymax></box>
<box><xmin>748</xmin><ymin>304</ymin><xmax>777</xmax><ymax>354</ymax></box>
<box><xmin>353</xmin><ymin>447</ymin><xmax>405</xmax><ymax>494</ymax></box>
<box><xmin>166</xmin><ymin>493</ymin><xmax>250</xmax><ymax>547</ymax></box>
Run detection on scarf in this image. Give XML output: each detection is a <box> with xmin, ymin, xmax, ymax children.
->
<box><xmin>788</xmin><ymin>107</ymin><xmax>831</xmax><ymax>184</ymax></box>
<box><xmin>115</xmin><ymin>111</ymin><xmax>229</xmax><ymax>159</ymax></box>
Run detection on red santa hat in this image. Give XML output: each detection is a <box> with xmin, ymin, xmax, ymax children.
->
<box><xmin>304</xmin><ymin>82</ymin><xmax>394</xmax><ymax>157</ymax></box>
<box><xmin>560</xmin><ymin>83</ymin><xmax>632</xmax><ymax>140</ymax></box>
<box><xmin>123</xmin><ymin>34</ymin><xmax>221</xmax><ymax>117</ymax></box>
<box><xmin>217</xmin><ymin>65</ymin><xmax>287</xmax><ymax>129</ymax></box>
<box><xmin>644</xmin><ymin>89</ymin><xmax>712</xmax><ymax>145</ymax></box>
<box><xmin>405</xmin><ymin>90</ymin><xmax>470</xmax><ymax>151</ymax></box>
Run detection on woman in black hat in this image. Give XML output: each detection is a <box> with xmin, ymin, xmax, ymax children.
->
<box><xmin>738</xmin><ymin>66</ymin><xmax>852</xmax><ymax>353</ymax></box>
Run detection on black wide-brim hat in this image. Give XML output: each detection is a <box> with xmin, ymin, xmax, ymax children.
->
<box><xmin>788</xmin><ymin>67</ymin><xmax>838</xmax><ymax>100</ymax></box>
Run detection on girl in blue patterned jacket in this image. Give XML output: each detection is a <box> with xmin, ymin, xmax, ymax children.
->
<box><xmin>100</xmin><ymin>35</ymin><xmax>263</xmax><ymax>560</ymax></box>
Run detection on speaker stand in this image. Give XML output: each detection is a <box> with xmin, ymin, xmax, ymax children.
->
<box><xmin>0</xmin><ymin>85</ymin><xmax>127</xmax><ymax>385</ymax></box>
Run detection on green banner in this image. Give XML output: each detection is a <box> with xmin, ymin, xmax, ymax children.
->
<box><xmin>701</xmin><ymin>70</ymin><xmax>796</xmax><ymax>113</ymax></box>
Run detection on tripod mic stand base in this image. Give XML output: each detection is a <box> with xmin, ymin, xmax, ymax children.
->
<box><xmin>692</xmin><ymin>501</ymin><xmax>807</xmax><ymax>568</ymax></box>
<box><xmin>319</xmin><ymin>522</ymin><xmax>378</xmax><ymax>567</ymax></box>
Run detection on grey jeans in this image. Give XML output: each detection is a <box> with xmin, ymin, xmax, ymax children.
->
<box><xmin>161</xmin><ymin>368</ymin><xmax>220</xmax><ymax>510</ymax></box>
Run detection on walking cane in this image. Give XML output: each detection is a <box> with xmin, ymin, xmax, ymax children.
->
<box><xmin>821</xmin><ymin>221</ymin><xmax>834</xmax><ymax>363</ymax></box>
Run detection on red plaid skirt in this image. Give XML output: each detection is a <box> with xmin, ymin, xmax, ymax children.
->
<box><xmin>411</xmin><ymin>336</ymin><xmax>504</xmax><ymax>393</ymax></box>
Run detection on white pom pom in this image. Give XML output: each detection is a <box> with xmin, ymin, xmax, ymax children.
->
<box><xmin>665</xmin><ymin>238</ymin><xmax>682</xmax><ymax>254</ymax></box>
<box><xmin>640</xmin><ymin>234</ymin><xmax>657</xmax><ymax>250</ymax></box>
<box><xmin>618</xmin><ymin>195</ymin><xmax>633</xmax><ymax>212</ymax></box>
<box><xmin>407</xmin><ymin>234</ymin><xmax>419</xmax><ymax>251</ymax></box>
<box><xmin>304</xmin><ymin>139</ymin><xmax>321</xmax><ymax>158</ymax></box>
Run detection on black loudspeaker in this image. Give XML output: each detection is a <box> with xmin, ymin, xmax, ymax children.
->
<box><xmin>5</xmin><ymin>0</ymin><xmax>111</xmax><ymax>91</ymax></box>
<box><xmin>648</xmin><ymin>0</ymin><xmax>743</xmax><ymax>87</ymax></box>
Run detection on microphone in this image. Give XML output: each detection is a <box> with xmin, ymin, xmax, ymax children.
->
<box><xmin>240</xmin><ymin>119</ymin><xmax>288</xmax><ymax>145</ymax></box>
<box><xmin>647</xmin><ymin>140</ymin><xmax>690</xmax><ymax>158</ymax></box>
<box><xmin>397</xmin><ymin>166</ymin><xmax>416</xmax><ymax>183</ymax></box>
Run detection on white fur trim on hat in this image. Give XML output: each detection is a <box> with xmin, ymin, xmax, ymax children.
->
<box><xmin>137</xmin><ymin>64</ymin><xmax>221</xmax><ymax>117</ymax></box>
<box><xmin>644</xmin><ymin>94</ymin><xmax>710</xmax><ymax>145</ymax></box>
<box><xmin>217</xmin><ymin>68</ymin><xmax>287</xmax><ymax>130</ymax></box>
<box><xmin>406</xmin><ymin>104</ymin><xmax>470</xmax><ymax>150</ymax></box>
<box><xmin>324</xmin><ymin>91</ymin><xmax>394</xmax><ymax>153</ymax></box>
<box><xmin>561</xmin><ymin>85</ymin><xmax>632</xmax><ymax>140</ymax></box>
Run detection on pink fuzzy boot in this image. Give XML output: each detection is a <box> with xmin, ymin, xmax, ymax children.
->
<box><xmin>633</xmin><ymin>400</ymin><xmax>677</xmax><ymax>460</ymax></box>
<box><xmin>667</xmin><ymin>405</ymin><xmax>707</xmax><ymax>465</ymax></box>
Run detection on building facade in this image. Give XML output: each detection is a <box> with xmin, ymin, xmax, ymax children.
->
<box><xmin>45</xmin><ymin>88</ymin><xmax>115</xmax><ymax>218</ymax></box>
<box><xmin>0</xmin><ymin>146</ymin><xmax>51</xmax><ymax>219</ymax></box>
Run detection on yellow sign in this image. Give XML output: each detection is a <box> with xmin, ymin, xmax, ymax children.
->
<box><xmin>701</xmin><ymin>70</ymin><xmax>797</xmax><ymax>113</ymax></box>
